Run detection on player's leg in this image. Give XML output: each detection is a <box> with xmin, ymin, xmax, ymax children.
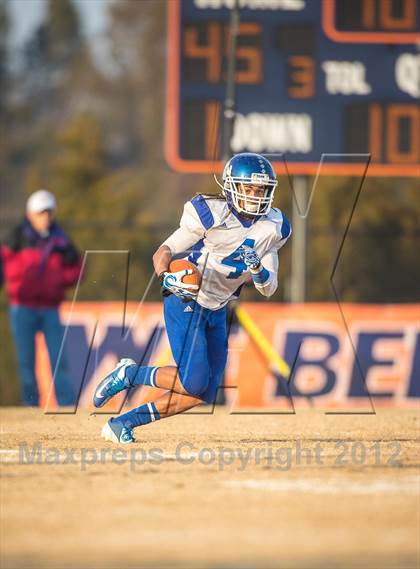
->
<box><xmin>41</xmin><ymin>307</ymin><xmax>75</xmax><ymax>405</ymax></box>
<box><xmin>9</xmin><ymin>305</ymin><xmax>40</xmax><ymax>406</ymax></box>
<box><xmin>161</xmin><ymin>294</ymin><xmax>213</xmax><ymax>397</ymax></box>
<box><xmin>116</xmin><ymin>304</ymin><xmax>229</xmax><ymax>437</ymax></box>
<box><xmin>93</xmin><ymin>361</ymin><xmax>191</xmax><ymax>408</ymax></box>
<box><xmin>152</xmin><ymin>390</ymin><xmax>202</xmax><ymax>417</ymax></box>
<box><xmin>93</xmin><ymin>294</ymin><xmax>210</xmax><ymax>407</ymax></box>
<box><xmin>101</xmin><ymin>389</ymin><xmax>202</xmax><ymax>444</ymax></box>
<box><xmin>100</xmin><ymin>294</ymin><xmax>212</xmax><ymax>442</ymax></box>
<box><xmin>199</xmin><ymin>305</ymin><xmax>229</xmax><ymax>406</ymax></box>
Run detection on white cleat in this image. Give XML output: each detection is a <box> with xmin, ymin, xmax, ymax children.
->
<box><xmin>101</xmin><ymin>418</ymin><xmax>135</xmax><ymax>444</ymax></box>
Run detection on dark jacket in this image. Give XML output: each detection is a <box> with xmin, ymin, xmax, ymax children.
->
<box><xmin>0</xmin><ymin>219</ymin><xmax>82</xmax><ymax>308</ymax></box>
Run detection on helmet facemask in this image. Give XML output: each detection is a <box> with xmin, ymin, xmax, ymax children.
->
<box><xmin>223</xmin><ymin>172</ymin><xmax>277</xmax><ymax>217</ymax></box>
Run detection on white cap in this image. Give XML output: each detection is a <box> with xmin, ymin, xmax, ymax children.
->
<box><xmin>26</xmin><ymin>190</ymin><xmax>57</xmax><ymax>214</ymax></box>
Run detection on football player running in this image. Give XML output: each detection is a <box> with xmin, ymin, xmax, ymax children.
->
<box><xmin>94</xmin><ymin>153</ymin><xmax>292</xmax><ymax>444</ymax></box>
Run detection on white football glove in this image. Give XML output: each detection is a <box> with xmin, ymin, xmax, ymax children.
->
<box><xmin>161</xmin><ymin>269</ymin><xmax>199</xmax><ymax>299</ymax></box>
<box><xmin>239</xmin><ymin>245</ymin><xmax>261</xmax><ymax>272</ymax></box>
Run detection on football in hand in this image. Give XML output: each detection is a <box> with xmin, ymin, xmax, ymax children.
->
<box><xmin>169</xmin><ymin>259</ymin><xmax>201</xmax><ymax>288</ymax></box>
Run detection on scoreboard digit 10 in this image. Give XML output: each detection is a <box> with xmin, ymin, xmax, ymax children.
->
<box><xmin>165</xmin><ymin>0</ymin><xmax>420</xmax><ymax>176</ymax></box>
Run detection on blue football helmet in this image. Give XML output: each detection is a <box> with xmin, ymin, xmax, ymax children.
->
<box><xmin>217</xmin><ymin>153</ymin><xmax>278</xmax><ymax>217</ymax></box>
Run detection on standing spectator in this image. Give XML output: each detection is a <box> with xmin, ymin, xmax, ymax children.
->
<box><xmin>1</xmin><ymin>190</ymin><xmax>82</xmax><ymax>406</ymax></box>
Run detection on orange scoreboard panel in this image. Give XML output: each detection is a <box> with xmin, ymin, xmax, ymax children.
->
<box><xmin>165</xmin><ymin>0</ymin><xmax>420</xmax><ymax>176</ymax></box>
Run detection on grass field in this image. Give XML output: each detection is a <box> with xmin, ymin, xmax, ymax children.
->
<box><xmin>1</xmin><ymin>407</ymin><xmax>419</xmax><ymax>569</ymax></box>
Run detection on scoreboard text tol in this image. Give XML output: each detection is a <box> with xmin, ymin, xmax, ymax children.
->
<box><xmin>165</xmin><ymin>0</ymin><xmax>420</xmax><ymax>175</ymax></box>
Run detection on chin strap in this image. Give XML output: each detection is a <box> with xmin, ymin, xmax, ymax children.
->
<box><xmin>213</xmin><ymin>173</ymin><xmax>224</xmax><ymax>190</ymax></box>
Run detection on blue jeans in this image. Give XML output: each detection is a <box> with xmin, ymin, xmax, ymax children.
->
<box><xmin>9</xmin><ymin>305</ymin><xmax>75</xmax><ymax>406</ymax></box>
<box><xmin>163</xmin><ymin>295</ymin><xmax>228</xmax><ymax>404</ymax></box>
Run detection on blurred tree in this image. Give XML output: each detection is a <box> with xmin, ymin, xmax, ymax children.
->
<box><xmin>0</xmin><ymin>297</ymin><xmax>21</xmax><ymax>405</ymax></box>
<box><xmin>4</xmin><ymin>0</ymin><xmax>102</xmax><ymax>216</ymax></box>
<box><xmin>24</xmin><ymin>0</ymin><xmax>81</xmax><ymax>70</ymax></box>
<box><xmin>46</xmin><ymin>0</ymin><xmax>80</xmax><ymax>62</ymax></box>
<box><xmin>0</xmin><ymin>0</ymin><xmax>9</xmax><ymax>114</ymax></box>
<box><xmin>107</xmin><ymin>1</ymin><xmax>166</xmax><ymax>166</ymax></box>
<box><xmin>0</xmin><ymin>0</ymin><xmax>14</xmax><ymax>222</ymax></box>
<box><xmin>0</xmin><ymin>4</ymin><xmax>21</xmax><ymax>402</ymax></box>
<box><xmin>47</xmin><ymin>114</ymin><xmax>105</xmax><ymax>216</ymax></box>
<box><xmin>307</xmin><ymin>176</ymin><xmax>420</xmax><ymax>303</ymax></box>
<box><xmin>25</xmin><ymin>113</ymin><xmax>160</xmax><ymax>301</ymax></box>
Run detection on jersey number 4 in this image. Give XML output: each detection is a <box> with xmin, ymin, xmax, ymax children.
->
<box><xmin>221</xmin><ymin>238</ymin><xmax>255</xmax><ymax>279</ymax></box>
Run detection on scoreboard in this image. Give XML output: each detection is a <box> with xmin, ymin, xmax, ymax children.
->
<box><xmin>165</xmin><ymin>0</ymin><xmax>420</xmax><ymax>176</ymax></box>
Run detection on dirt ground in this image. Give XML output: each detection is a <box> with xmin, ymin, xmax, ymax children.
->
<box><xmin>0</xmin><ymin>407</ymin><xmax>419</xmax><ymax>569</ymax></box>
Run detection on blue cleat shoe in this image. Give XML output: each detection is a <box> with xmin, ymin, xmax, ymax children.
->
<box><xmin>93</xmin><ymin>358</ymin><xmax>136</xmax><ymax>408</ymax></box>
<box><xmin>101</xmin><ymin>418</ymin><xmax>135</xmax><ymax>444</ymax></box>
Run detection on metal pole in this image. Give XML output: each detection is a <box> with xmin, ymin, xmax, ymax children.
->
<box><xmin>290</xmin><ymin>176</ymin><xmax>307</xmax><ymax>302</ymax></box>
<box><xmin>222</xmin><ymin>0</ymin><xmax>240</xmax><ymax>161</ymax></box>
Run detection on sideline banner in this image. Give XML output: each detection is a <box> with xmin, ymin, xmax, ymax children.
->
<box><xmin>36</xmin><ymin>302</ymin><xmax>419</xmax><ymax>410</ymax></box>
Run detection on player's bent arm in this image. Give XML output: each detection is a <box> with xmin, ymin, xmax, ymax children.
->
<box><xmin>160</xmin><ymin>200</ymin><xmax>207</xmax><ymax>258</ymax></box>
<box><xmin>152</xmin><ymin>245</ymin><xmax>172</xmax><ymax>276</ymax></box>
<box><xmin>154</xmin><ymin>199</ymin><xmax>206</xmax><ymax>278</ymax></box>
<box><xmin>251</xmin><ymin>250</ymin><xmax>279</xmax><ymax>298</ymax></box>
